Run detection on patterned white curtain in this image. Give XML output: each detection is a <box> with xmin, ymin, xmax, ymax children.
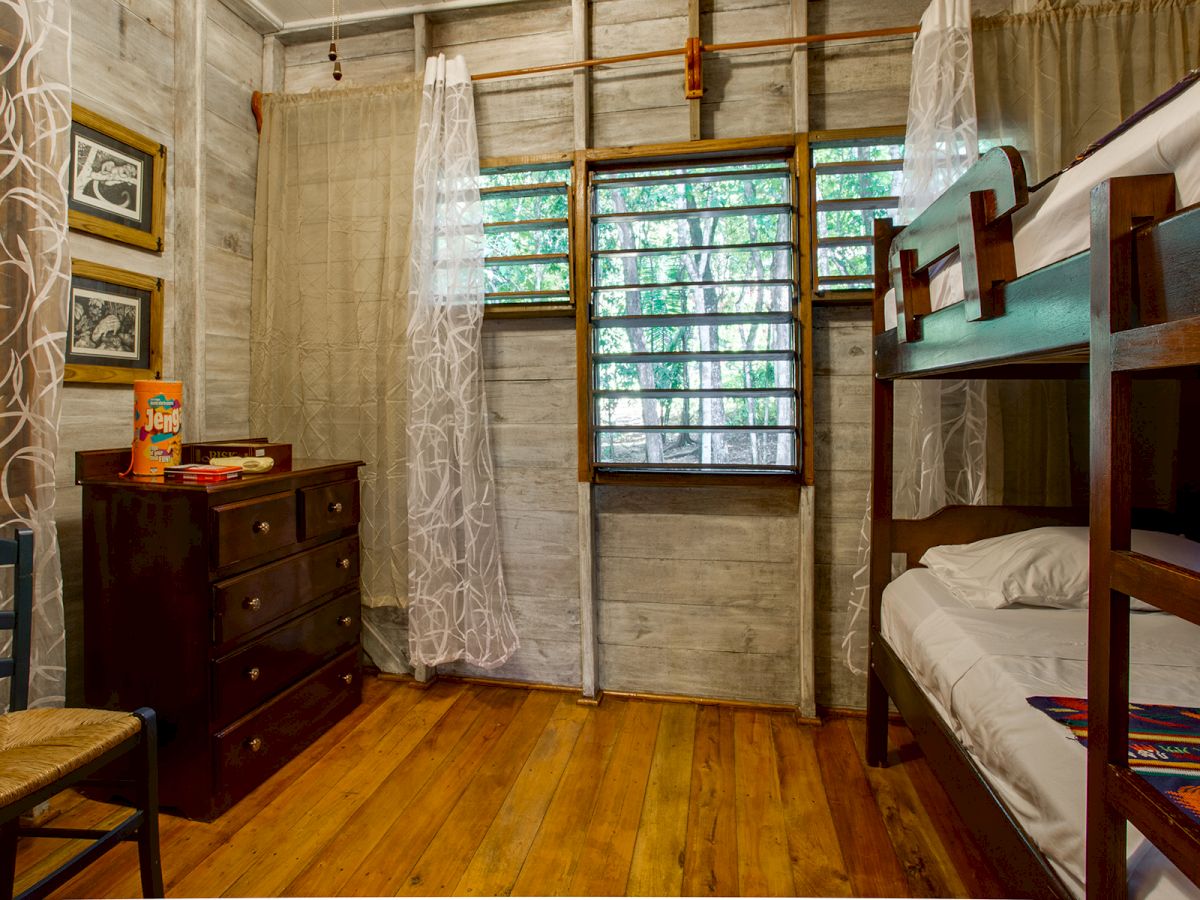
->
<box><xmin>843</xmin><ymin>0</ymin><xmax>989</xmax><ymax>678</ymax></box>
<box><xmin>0</xmin><ymin>0</ymin><xmax>71</xmax><ymax>708</ymax></box>
<box><xmin>406</xmin><ymin>55</ymin><xmax>517</xmax><ymax>669</ymax></box>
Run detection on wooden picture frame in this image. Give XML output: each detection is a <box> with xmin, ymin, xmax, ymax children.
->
<box><xmin>65</xmin><ymin>260</ymin><xmax>163</xmax><ymax>385</ymax></box>
<box><xmin>68</xmin><ymin>105</ymin><xmax>167</xmax><ymax>252</ymax></box>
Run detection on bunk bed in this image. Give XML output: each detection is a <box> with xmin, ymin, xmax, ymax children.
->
<box><xmin>864</xmin><ymin>75</ymin><xmax>1200</xmax><ymax>900</ymax></box>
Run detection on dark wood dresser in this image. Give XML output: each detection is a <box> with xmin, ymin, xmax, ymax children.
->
<box><xmin>76</xmin><ymin>451</ymin><xmax>365</xmax><ymax>820</ymax></box>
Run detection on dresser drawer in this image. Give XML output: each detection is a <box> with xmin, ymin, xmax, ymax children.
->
<box><xmin>212</xmin><ymin>537</ymin><xmax>359</xmax><ymax>645</ymax></box>
<box><xmin>214</xmin><ymin>647</ymin><xmax>360</xmax><ymax>810</ymax></box>
<box><xmin>212</xmin><ymin>491</ymin><xmax>297</xmax><ymax>568</ymax></box>
<box><xmin>299</xmin><ymin>480</ymin><xmax>359</xmax><ymax>541</ymax></box>
<box><xmin>212</xmin><ymin>591</ymin><xmax>360</xmax><ymax>727</ymax></box>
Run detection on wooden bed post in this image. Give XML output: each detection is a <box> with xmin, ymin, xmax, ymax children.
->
<box><xmin>1086</xmin><ymin>174</ymin><xmax>1177</xmax><ymax>899</ymax></box>
<box><xmin>866</xmin><ymin>217</ymin><xmax>897</xmax><ymax>767</ymax></box>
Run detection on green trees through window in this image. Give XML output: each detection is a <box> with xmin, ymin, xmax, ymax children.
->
<box><xmin>589</xmin><ymin>159</ymin><xmax>798</xmax><ymax>473</ymax></box>
<box><xmin>812</xmin><ymin>138</ymin><xmax>904</xmax><ymax>294</ymax></box>
<box><xmin>480</xmin><ymin>164</ymin><xmax>572</xmax><ymax>306</ymax></box>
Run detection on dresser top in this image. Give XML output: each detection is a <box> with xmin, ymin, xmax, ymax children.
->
<box><xmin>76</xmin><ymin>454</ymin><xmax>364</xmax><ymax>492</ymax></box>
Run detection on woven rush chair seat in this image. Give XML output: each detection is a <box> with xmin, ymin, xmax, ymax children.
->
<box><xmin>0</xmin><ymin>528</ymin><xmax>163</xmax><ymax>900</ymax></box>
<box><xmin>0</xmin><ymin>709</ymin><xmax>141</xmax><ymax>808</ymax></box>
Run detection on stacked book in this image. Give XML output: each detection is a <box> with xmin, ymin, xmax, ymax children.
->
<box><xmin>163</xmin><ymin>463</ymin><xmax>243</xmax><ymax>483</ymax></box>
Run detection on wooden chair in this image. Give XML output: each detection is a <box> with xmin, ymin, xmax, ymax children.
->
<box><xmin>0</xmin><ymin>528</ymin><xmax>163</xmax><ymax>899</ymax></box>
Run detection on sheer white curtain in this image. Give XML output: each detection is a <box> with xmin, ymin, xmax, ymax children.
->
<box><xmin>0</xmin><ymin>0</ymin><xmax>70</xmax><ymax>708</ymax></box>
<box><xmin>843</xmin><ymin>0</ymin><xmax>989</xmax><ymax>678</ymax></box>
<box><xmin>406</xmin><ymin>55</ymin><xmax>517</xmax><ymax>669</ymax></box>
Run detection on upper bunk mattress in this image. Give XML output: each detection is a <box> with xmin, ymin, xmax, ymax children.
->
<box><xmin>881</xmin><ymin>568</ymin><xmax>1200</xmax><ymax>900</ymax></box>
<box><xmin>882</xmin><ymin>77</ymin><xmax>1200</xmax><ymax>331</ymax></box>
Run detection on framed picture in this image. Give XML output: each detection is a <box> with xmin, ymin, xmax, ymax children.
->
<box><xmin>68</xmin><ymin>105</ymin><xmax>166</xmax><ymax>252</ymax></box>
<box><xmin>65</xmin><ymin>260</ymin><xmax>163</xmax><ymax>385</ymax></box>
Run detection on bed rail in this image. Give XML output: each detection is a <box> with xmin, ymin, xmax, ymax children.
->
<box><xmin>882</xmin><ymin>146</ymin><xmax>1029</xmax><ymax>343</ymax></box>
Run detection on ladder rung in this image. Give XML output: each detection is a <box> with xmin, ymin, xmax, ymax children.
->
<box><xmin>1110</xmin><ymin>550</ymin><xmax>1200</xmax><ymax>625</ymax></box>
<box><xmin>1111</xmin><ymin>316</ymin><xmax>1200</xmax><ymax>371</ymax></box>
<box><xmin>1107</xmin><ymin>765</ymin><xmax>1200</xmax><ymax>887</ymax></box>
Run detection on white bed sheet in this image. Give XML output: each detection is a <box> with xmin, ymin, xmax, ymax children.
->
<box><xmin>881</xmin><ymin>568</ymin><xmax>1200</xmax><ymax>900</ymax></box>
<box><xmin>883</xmin><ymin>78</ymin><xmax>1200</xmax><ymax>331</ymax></box>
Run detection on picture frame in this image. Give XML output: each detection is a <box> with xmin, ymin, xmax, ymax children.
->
<box><xmin>65</xmin><ymin>260</ymin><xmax>164</xmax><ymax>385</ymax></box>
<box><xmin>68</xmin><ymin>105</ymin><xmax>167</xmax><ymax>252</ymax></box>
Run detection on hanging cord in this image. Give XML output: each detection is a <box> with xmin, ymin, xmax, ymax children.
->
<box><xmin>330</xmin><ymin>0</ymin><xmax>342</xmax><ymax>81</ymax></box>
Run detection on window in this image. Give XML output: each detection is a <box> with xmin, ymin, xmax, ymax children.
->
<box><xmin>810</xmin><ymin>135</ymin><xmax>904</xmax><ymax>297</ymax></box>
<box><xmin>480</xmin><ymin>163</ymin><xmax>572</xmax><ymax>311</ymax></box>
<box><xmin>588</xmin><ymin>156</ymin><xmax>798</xmax><ymax>474</ymax></box>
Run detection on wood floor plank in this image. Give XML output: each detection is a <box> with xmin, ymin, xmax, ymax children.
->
<box><xmin>732</xmin><ymin>710</ymin><xmax>795</xmax><ymax>897</ymax></box>
<box><xmin>771</xmin><ymin>715</ymin><xmax>853</xmax><ymax>898</ymax></box>
<box><xmin>455</xmin><ymin>695</ymin><xmax>590</xmax><ymax>896</ymax></box>
<box><xmin>337</xmin><ymin>687</ymin><xmax>530</xmax><ymax>897</ymax></box>
<box><xmin>626</xmin><ymin>701</ymin><xmax>697</xmax><ymax>897</ymax></box>
<box><xmin>28</xmin><ymin>679</ymin><xmax>1008</xmax><ymax>900</ymax></box>
<box><xmin>510</xmin><ymin>699</ymin><xmax>627</xmax><ymax>897</ymax></box>
<box><xmin>814</xmin><ymin>718</ymin><xmax>908</xmax><ymax>898</ymax></box>
<box><xmin>46</xmin><ymin>675</ymin><xmax>392</xmax><ymax>900</ymax></box>
<box><xmin>888</xmin><ymin>724</ymin><xmax>1010</xmax><ymax>899</ymax></box>
<box><xmin>283</xmin><ymin>685</ymin><xmax>513</xmax><ymax>897</ymax></box>
<box><xmin>396</xmin><ymin>690</ymin><xmax>563</xmax><ymax>896</ymax></box>
<box><xmin>217</xmin><ymin>682</ymin><xmax>462</xmax><ymax>897</ymax></box>
<box><xmin>566</xmin><ymin>699</ymin><xmax>663</xmax><ymax>897</ymax></box>
<box><xmin>846</xmin><ymin>718</ymin><xmax>969</xmax><ymax>898</ymax></box>
<box><xmin>681</xmin><ymin>706</ymin><xmax>739</xmax><ymax>897</ymax></box>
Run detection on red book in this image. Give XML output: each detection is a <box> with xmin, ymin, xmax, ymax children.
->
<box><xmin>163</xmin><ymin>463</ymin><xmax>242</xmax><ymax>483</ymax></box>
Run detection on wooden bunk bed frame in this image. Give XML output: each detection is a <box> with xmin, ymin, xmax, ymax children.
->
<box><xmin>864</xmin><ymin>147</ymin><xmax>1200</xmax><ymax>899</ymax></box>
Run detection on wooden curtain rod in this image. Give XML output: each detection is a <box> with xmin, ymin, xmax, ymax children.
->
<box><xmin>250</xmin><ymin>23</ymin><xmax>919</xmax><ymax>133</ymax></box>
<box><xmin>470</xmin><ymin>24</ymin><xmax>919</xmax><ymax>82</ymax></box>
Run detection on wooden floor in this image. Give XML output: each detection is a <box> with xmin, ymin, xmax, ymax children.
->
<box><xmin>18</xmin><ymin>676</ymin><xmax>1008</xmax><ymax>898</ymax></box>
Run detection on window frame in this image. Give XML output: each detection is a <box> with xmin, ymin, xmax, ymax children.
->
<box><xmin>577</xmin><ymin>136</ymin><xmax>812</xmax><ymax>486</ymax></box>
<box><xmin>806</xmin><ymin>125</ymin><xmax>906</xmax><ymax>307</ymax></box>
<box><xmin>480</xmin><ymin>151</ymin><xmax>577</xmax><ymax>320</ymax></box>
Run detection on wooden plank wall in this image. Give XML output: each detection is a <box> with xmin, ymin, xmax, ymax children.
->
<box><xmin>58</xmin><ymin>0</ymin><xmax>260</xmax><ymax>702</ymax></box>
<box><xmin>267</xmin><ymin>0</ymin><xmax>927</xmax><ymax>707</ymax></box>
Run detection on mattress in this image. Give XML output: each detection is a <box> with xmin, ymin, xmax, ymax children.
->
<box><xmin>882</xmin><ymin>77</ymin><xmax>1200</xmax><ymax>331</ymax></box>
<box><xmin>881</xmin><ymin>568</ymin><xmax>1200</xmax><ymax>899</ymax></box>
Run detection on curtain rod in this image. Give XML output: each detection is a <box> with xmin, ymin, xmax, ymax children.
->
<box><xmin>470</xmin><ymin>25</ymin><xmax>920</xmax><ymax>81</ymax></box>
<box><xmin>250</xmin><ymin>23</ymin><xmax>919</xmax><ymax>133</ymax></box>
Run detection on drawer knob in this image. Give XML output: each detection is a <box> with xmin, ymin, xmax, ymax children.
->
<box><xmin>337</xmin><ymin>557</ymin><xmax>351</xmax><ymax>570</ymax></box>
<box><xmin>341</xmin><ymin>672</ymin><xmax>354</xmax><ymax>686</ymax></box>
<box><xmin>328</xmin><ymin>501</ymin><xmax>344</xmax><ymax>514</ymax></box>
<box><xmin>246</xmin><ymin>667</ymin><xmax>261</xmax><ymax>681</ymax></box>
<box><xmin>253</xmin><ymin>520</ymin><xmax>271</xmax><ymax>535</ymax></box>
<box><xmin>338</xmin><ymin>615</ymin><xmax>353</xmax><ymax>627</ymax></box>
<box><xmin>244</xmin><ymin>596</ymin><xmax>262</xmax><ymax>612</ymax></box>
<box><xmin>247</xmin><ymin>736</ymin><xmax>263</xmax><ymax>753</ymax></box>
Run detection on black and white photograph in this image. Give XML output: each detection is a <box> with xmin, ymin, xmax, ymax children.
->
<box><xmin>68</xmin><ymin>287</ymin><xmax>141</xmax><ymax>361</ymax></box>
<box><xmin>65</xmin><ymin>260</ymin><xmax>163</xmax><ymax>384</ymax></box>
<box><xmin>67</xmin><ymin>105</ymin><xmax>167</xmax><ymax>252</ymax></box>
<box><xmin>71</xmin><ymin>133</ymin><xmax>144</xmax><ymax>223</ymax></box>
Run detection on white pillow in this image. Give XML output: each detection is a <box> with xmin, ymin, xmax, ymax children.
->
<box><xmin>919</xmin><ymin>526</ymin><xmax>1200</xmax><ymax>611</ymax></box>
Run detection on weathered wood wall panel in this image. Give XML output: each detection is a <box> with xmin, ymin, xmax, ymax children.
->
<box><xmin>438</xmin><ymin>320</ymin><xmax>582</xmax><ymax>686</ymax></box>
<box><xmin>204</xmin><ymin>0</ymin><xmax>261</xmax><ymax>438</ymax></box>
<box><xmin>595</xmin><ymin>486</ymin><xmax>802</xmax><ymax>705</ymax></box>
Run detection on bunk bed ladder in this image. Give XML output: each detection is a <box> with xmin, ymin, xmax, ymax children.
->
<box><xmin>1089</xmin><ymin>174</ymin><xmax>1200</xmax><ymax>898</ymax></box>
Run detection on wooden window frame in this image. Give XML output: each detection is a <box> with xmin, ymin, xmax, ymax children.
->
<box><xmin>805</xmin><ymin>125</ymin><xmax>906</xmax><ymax>307</ymax></box>
<box><xmin>574</xmin><ymin>135</ymin><xmax>813</xmax><ymax>487</ymax></box>
<box><xmin>481</xmin><ymin>151</ymin><xmax>577</xmax><ymax>320</ymax></box>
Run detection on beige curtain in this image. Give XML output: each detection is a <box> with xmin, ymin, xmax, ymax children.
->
<box><xmin>974</xmin><ymin>0</ymin><xmax>1200</xmax><ymax>183</ymax></box>
<box><xmin>250</xmin><ymin>83</ymin><xmax>419</xmax><ymax>670</ymax></box>
<box><xmin>0</xmin><ymin>0</ymin><xmax>70</xmax><ymax>708</ymax></box>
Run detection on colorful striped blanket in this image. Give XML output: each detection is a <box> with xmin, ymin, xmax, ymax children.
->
<box><xmin>1028</xmin><ymin>696</ymin><xmax>1200</xmax><ymax>826</ymax></box>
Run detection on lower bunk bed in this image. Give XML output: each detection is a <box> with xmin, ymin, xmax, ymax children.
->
<box><xmin>871</xmin><ymin>510</ymin><xmax>1200</xmax><ymax>899</ymax></box>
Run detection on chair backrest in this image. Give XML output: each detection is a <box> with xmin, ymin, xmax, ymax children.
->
<box><xmin>0</xmin><ymin>528</ymin><xmax>34</xmax><ymax>712</ymax></box>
